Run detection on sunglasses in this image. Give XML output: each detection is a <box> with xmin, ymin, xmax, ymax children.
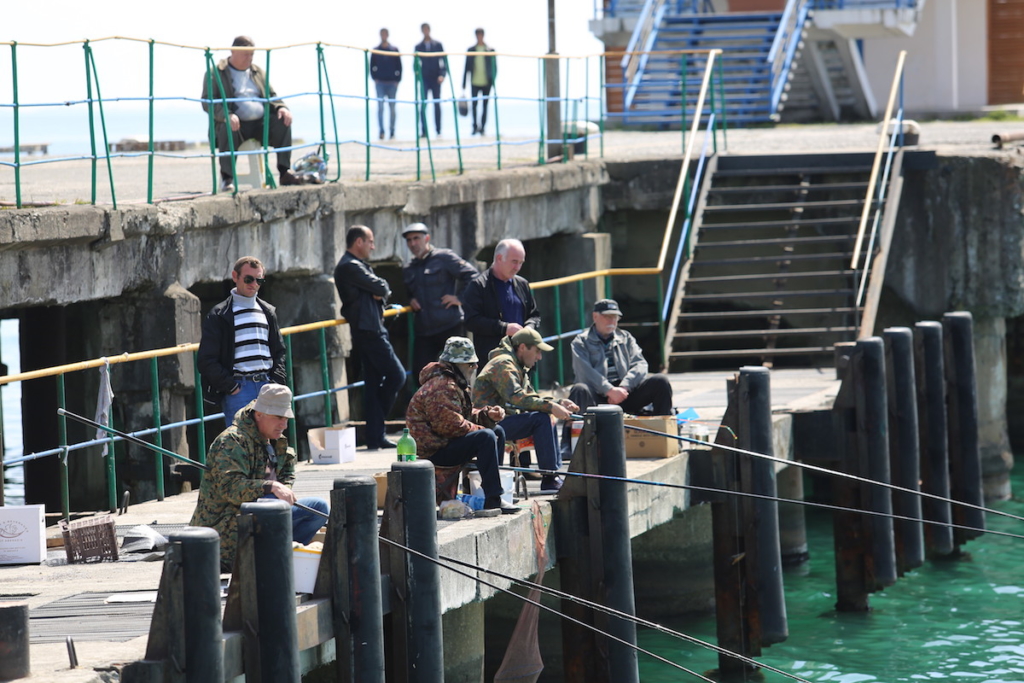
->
<box><xmin>242</xmin><ymin>275</ymin><xmax>266</xmax><ymax>286</ymax></box>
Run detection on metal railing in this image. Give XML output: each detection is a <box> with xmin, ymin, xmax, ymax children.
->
<box><xmin>0</xmin><ymin>51</ymin><xmax>725</xmax><ymax>518</ymax></box>
<box><xmin>767</xmin><ymin>0</ymin><xmax>812</xmax><ymax>117</ymax></box>
<box><xmin>621</xmin><ymin>0</ymin><xmax>668</xmax><ymax>111</ymax></box>
<box><xmin>851</xmin><ymin>50</ymin><xmax>906</xmax><ymax>319</ymax></box>
<box><xmin>813</xmin><ymin>0</ymin><xmax>917</xmax><ymax>8</ymax></box>
<box><xmin>0</xmin><ymin>39</ymin><xmax>649</xmax><ymax>208</ymax></box>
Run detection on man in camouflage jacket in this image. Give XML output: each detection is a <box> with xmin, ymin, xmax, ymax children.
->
<box><xmin>190</xmin><ymin>384</ymin><xmax>328</xmax><ymax>572</ymax></box>
<box><xmin>472</xmin><ymin>328</ymin><xmax>578</xmax><ymax>492</ymax></box>
<box><xmin>406</xmin><ymin>336</ymin><xmax>518</xmax><ymax>513</ymax></box>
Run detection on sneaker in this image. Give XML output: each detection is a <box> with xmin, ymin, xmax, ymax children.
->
<box><xmin>279</xmin><ymin>169</ymin><xmax>302</xmax><ymax>186</ymax></box>
<box><xmin>484</xmin><ymin>495</ymin><xmax>521</xmax><ymax>515</ymax></box>
<box><xmin>219</xmin><ymin>179</ymin><xmax>234</xmax><ymax>193</ymax></box>
<box><xmin>540</xmin><ymin>475</ymin><xmax>563</xmax><ymax>493</ymax></box>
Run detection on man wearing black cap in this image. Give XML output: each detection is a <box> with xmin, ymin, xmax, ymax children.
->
<box><xmin>401</xmin><ymin>223</ymin><xmax>479</xmax><ymax>379</ymax></box>
<box><xmin>201</xmin><ymin>35</ymin><xmax>302</xmax><ymax>192</ymax></box>
<box><xmin>569</xmin><ymin>298</ymin><xmax>673</xmax><ymax>417</ymax></box>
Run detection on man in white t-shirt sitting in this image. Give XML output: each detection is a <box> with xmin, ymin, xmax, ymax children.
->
<box><xmin>201</xmin><ymin>35</ymin><xmax>301</xmax><ymax>192</ymax></box>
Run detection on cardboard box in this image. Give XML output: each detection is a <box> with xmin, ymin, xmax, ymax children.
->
<box><xmin>373</xmin><ymin>472</ymin><xmax>388</xmax><ymax>508</ymax></box>
<box><xmin>307</xmin><ymin>426</ymin><xmax>356</xmax><ymax>465</ymax></box>
<box><xmin>0</xmin><ymin>504</ymin><xmax>46</xmax><ymax>565</ymax></box>
<box><xmin>623</xmin><ymin>416</ymin><xmax>681</xmax><ymax>459</ymax></box>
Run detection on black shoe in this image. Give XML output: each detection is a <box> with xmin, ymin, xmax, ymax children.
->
<box><xmin>484</xmin><ymin>495</ymin><xmax>521</xmax><ymax>514</ymax></box>
<box><xmin>379</xmin><ymin>131</ymin><xmax>385</xmax><ymax>140</ymax></box>
<box><xmin>279</xmin><ymin>169</ymin><xmax>302</xmax><ymax>186</ymax></box>
<box><xmin>540</xmin><ymin>475</ymin><xmax>562</xmax><ymax>493</ymax></box>
<box><xmin>369</xmin><ymin>438</ymin><xmax>397</xmax><ymax>450</ymax></box>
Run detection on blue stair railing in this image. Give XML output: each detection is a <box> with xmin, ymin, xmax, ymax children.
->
<box><xmin>621</xmin><ymin>0</ymin><xmax>668</xmax><ymax>112</ymax></box>
<box><xmin>767</xmin><ymin>0</ymin><xmax>812</xmax><ymax>117</ymax></box>
<box><xmin>813</xmin><ymin>0</ymin><xmax>917</xmax><ymax>8</ymax></box>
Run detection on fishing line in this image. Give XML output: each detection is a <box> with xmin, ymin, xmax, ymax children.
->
<box><xmin>434</xmin><ymin>550</ymin><xmax>812</xmax><ymax>683</ymax></box>
<box><xmin>501</xmin><ymin>466</ymin><xmax>1024</xmax><ymax>541</ymax></box>
<box><xmin>618</xmin><ymin>422</ymin><xmax>1024</xmax><ymax>525</ymax></box>
<box><xmin>379</xmin><ymin>534</ymin><xmax>715</xmax><ymax>682</ymax></box>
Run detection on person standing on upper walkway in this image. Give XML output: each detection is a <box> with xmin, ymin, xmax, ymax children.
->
<box><xmin>370</xmin><ymin>28</ymin><xmax>402</xmax><ymax>141</ymax></box>
<box><xmin>462</xmin><ymin>28</ymin><xmax>496</xmax><ymax>136</ymax></box>
<box><xmin>415</xmin><ymin>23</ymin><xmax>447</xmax><ymax>138</ymax></box>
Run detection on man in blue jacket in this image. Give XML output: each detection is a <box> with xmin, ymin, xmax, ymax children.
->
<box><xmin>401</xmin><ymin>222</ymin><xmax>479</xmax><ymax>379</ymax></box>
<box><xmin>415</xmin><ymin>23</ymin><xmax>447</xmax><ymax>138</ymax></box>
<box><xmin>334</xmin><ymin>226</ymin><xmax>406</xmax><ymax>449</ymax></box>
<box><xmin>370</xmin><ymin>28</ymin><xmax>402</xmax><ymax>141</ymax></box>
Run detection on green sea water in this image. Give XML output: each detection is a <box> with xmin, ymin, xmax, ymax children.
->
<box><xmin>638</xmin><ymin>467</ymin><xmax>1024</xmax><ymax>683</ymax></box>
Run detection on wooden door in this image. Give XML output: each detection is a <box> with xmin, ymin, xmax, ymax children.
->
<box><xmin>989</xmin><ymin>0</ymin><xmax>1024</xmax><ymax>104</ymax></box>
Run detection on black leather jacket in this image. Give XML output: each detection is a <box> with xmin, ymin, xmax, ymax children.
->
<box><xmin>402</xmin><ymin>247</ymin><xmax>478</xmax><ymax>336</ymax></box>
<box><xmin>462</xmin><ymin>268</ymin><xmax>540</xmax><ymax>362</ymax></box>
<box><xmin>196</xmin><ymin>294</ymin><xmax>287</xmax><ymax>401</ymax></box>
<box><xmin>334</xmin><ymin>251</ymin><xmax>391</xmax><ymax>333</ymax></box>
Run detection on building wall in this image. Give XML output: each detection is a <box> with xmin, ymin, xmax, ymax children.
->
<box><xmin>860</xmin><ymin>0</ymin><xmax>988</xmax><ymax>115</ymax></box>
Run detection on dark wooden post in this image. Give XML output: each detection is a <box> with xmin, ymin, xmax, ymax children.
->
<box><xmin>0</xmin><ymin>603</ymin><xmax>29</xmax><ymax>680</ymax></box>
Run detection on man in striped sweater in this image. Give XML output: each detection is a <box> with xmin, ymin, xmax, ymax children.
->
<box><xmin>198</xmin><ymin>256</ymin><xmax>287</xmax><ymax>423</ymax></box>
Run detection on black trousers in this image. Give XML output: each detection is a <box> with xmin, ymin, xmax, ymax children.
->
<box><xmin>412</xmin><ymin>323</ymin><xmax>465</xmax><ymax>383</ymax></box>
<box><xmin>216</xmin><ymin>116</ymin><xmax>292</xmax><ymax>180</ymax></box>
<box><xmin>470</xmin><ymin>84</ymin><xmax>491</xmax><ymax>132</ymax></box>
<box><xmin>420</xmin><ymin>81</ymin><xmax>443</xmax><ymax>136</ymax></box>
<box><xmin>351</xmin><ymin>329</ymin><xmax>406</xmax><ymax>449</ymax></box>
<box><xmin>568</xmin><ymin>373</ymin><xmax>674</xmax><ymax>416</ymax></box>
<box><xmin>428</xmin><ymin>426</ymin><xmax>506</xmax><ymax>498</ymax></box>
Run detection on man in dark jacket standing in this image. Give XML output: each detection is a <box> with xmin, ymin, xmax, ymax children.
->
<box><xmin>197</xmin><ymin>256</ymin><xmax>287</xmax><ymax>423</ymax></box>
<box><xmin>462</xmin><ymin>238</ymin><xmax>540</xmax><ymax>364</ymax></box>
<box><xmin>334</xmin><ymin>226</ymin><xmax>406</xmax><ymax>450</ymax></box>
<box><xmin>415</xmin><ymin>23</ymin><xmax>446</xmax><ymax>138</ymax></box>
<box><xmin>370</xmin><ymin>28</ymin><xmax>402</xmax><ymax>141</ymax></box>
<box><xmin>401</xmin><ymin>222</ymin><xmax>479</xmax><ymax>379</ymax></box>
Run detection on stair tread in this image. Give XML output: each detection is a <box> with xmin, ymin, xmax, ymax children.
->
<box><xmin>687</xmin><ymin>269</ymin><xmax>857</xmax><ymax>284</ymax></box>
<box><xmin>692</xmin><ymin>252</ymin><xmax>854</xmax><ymax>267</ymax></box>
<box><xmin>669</xmin><ymin>347</ymin><xmax>836</xmax><ymax>359</ymax></box>
<box><xmin>698</xmin><ymin>218</ymin><xmax>861</xmax><ymax>231</ymax></box>
<box><xmin>682</xmin><ymin>289</ymin><xmax>855</xmax><ymax>301</ymax></box>
<box><xmin>714</xmin><ymin>165</ymin><xmax>874</xmax><ymax>177</ymax></box>
<box><xmin>676</xmin><ymin>307</ymin><xmax>862</xmax><ymax>319</ymax></box>
<box><xmin>708</xmin><ymin>182</ymin><xmax>870</xmax><ymax>194</ymax></box>
<box><xmin>674</xmin><ymin>327</ymin><xmax>858</xmax><ymax>340</ymax></box>
<box><xmin>704</xmin><ymin>199</ymin><xmax>872</xmax><ymax>212</ymax></box>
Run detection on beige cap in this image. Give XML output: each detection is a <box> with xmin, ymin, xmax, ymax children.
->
<box><xmin>511</xmin><ymin>328</ymin><xmax>554</xmax><ymax>352</ymax></box>
<box><xmin>253</xmin><ymin>383</ymin><xmax>295</xmax><ymax>418</ymax></box>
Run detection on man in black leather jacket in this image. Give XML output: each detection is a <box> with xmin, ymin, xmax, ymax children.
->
<box><xmin>333</xmin><ymin>226</ymin><xmax>406</xmax><ymax>449</ymax></box>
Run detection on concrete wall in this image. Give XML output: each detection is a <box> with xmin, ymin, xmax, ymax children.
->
<box><xmin>861</xmin><ymin>0</ymin><xmax>988</xmax><ymax>114</ymax></box>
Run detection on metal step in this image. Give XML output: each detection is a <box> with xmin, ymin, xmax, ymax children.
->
<box><xmin>675</xmin><ymin>306</ymin><xmax>862</xmax><ymax>320</ymax></box>
<box><xmin>682</xmin><ymin>288</ymin><xmax>855</xmax><ymax>302</ymax></box>
<box><xmin>708</xmin><ymin>182</ymin><xmax>870</xmax><ymax>195</ymax></box>
<box><xmin>669</xmin><ymin>346</ymin><xmax>835</xmax><ymax>359</ymax></box>
<box><xmin>692</xmin><ymin>251</ymin><xmax>854</xmax><ymax>267</ymax></box>
<box><xmin>674</xmin><ymin>327</ymin><xmax>858</xmax><ymax>340</ymax></box>
<box><xmin>695</xmin><ymin>235</ymin><xmax>858</xmax><ymax>249</ymax></box>
<box><xmin>713</xmin><ymin>165</ymin><xmax>873</xmax><ymax>178</ymax></box>
<box><xmin>686</xmin><ymin>269</ymin><xmax>857</xmax><ymax>285</ymax></box>
<box><xmin>698</xmin><ymin>217</ymin><xmax>861</xmax><ymax>231</ymax></box>
<box><xmin>703</xmin><ymin>198</ymin><xmax>871</xmax><ymax>213</ymax></box>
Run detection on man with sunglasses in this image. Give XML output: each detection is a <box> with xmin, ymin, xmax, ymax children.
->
<box><xmin>198</xmin><ymin>256</ymin><xmax>287</xmax><ymax>423</ymax></box>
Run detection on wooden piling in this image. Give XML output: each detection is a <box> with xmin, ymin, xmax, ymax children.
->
<box><xmin>0</xmin><ymin>602</ymin><xmax>29</xmax><ymax>681</ymax></box>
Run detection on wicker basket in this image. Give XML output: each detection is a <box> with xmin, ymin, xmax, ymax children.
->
<box><xmin>59</xmin><ymin>515</ymin><xmax>119</xmax><ymax>564</ymax></box>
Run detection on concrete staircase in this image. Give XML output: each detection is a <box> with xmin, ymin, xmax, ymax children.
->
<box><xmin>664</xmin><ymin>151</ymin><xmax>905</xmax><ymax>371</ymax></box>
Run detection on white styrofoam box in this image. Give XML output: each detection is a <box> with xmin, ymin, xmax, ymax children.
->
<box><xmin>307</xmin><ymin>426</ymin><xmax>356</xmax><ymax>465</ymax></box>
<box><xmin>569</xmin><ymin>420</ymin><xmax>584</xmax><ymax>453</ymax></box>
<box><xmin>0</xmin><ymin>504</ymin><xmax>46</xmax><ymax>565</ymax></box>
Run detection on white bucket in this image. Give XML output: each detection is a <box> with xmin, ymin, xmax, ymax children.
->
<box><xmin>468</xmin><ymin>470</ymin><xmax>514</xmax><ymax>504</ymax></box>
<box><xmin>293</xmin><ymin>547</ymin><xmax>322</xmax><ymax>594</ymax></box>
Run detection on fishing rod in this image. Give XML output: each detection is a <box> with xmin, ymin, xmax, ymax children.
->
<box><xmin>378</xmin><ymin>534</ymin><xmax>719</xmax><ymax>683</ymax></box>
<box><xmin>616</xmin><ymin>421</ymin><xmax>1024</xmax><ymax>525</ymax></box>
<box><xmin>434</xmin><ymin>549</ymin><xmax>810</xmax><ymax>683</ymax></box>
<box><xmin>502</xmin><ymin>466</ymin><xmax>1024</xmax><ymax>542</ymax></box>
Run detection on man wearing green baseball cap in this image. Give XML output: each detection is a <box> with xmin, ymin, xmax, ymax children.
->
<box><xmin>406</xmin><ymin>337</ymin><xmax>519</xmax><ymax>514</ymax></box>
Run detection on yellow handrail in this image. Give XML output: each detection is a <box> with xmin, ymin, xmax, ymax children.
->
<box><xmin>850</xmin><ymin>50</ymin><xmax>906</xmax><ymax>271</ymax></box>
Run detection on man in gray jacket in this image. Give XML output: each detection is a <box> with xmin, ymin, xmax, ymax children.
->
<box><xmin>334</xmin><ymin>226</ymin><xmax>405</xmax><ymax>450</ymax></box>
<box><xmin>401</xmin><ymin>222</ymin><xmax>479</xmax><ymax>379</ymax></box>
<box><xmin>569</xmin><ymin>299</ymin><xmax>673</xmax><ymax>416</ymax></box>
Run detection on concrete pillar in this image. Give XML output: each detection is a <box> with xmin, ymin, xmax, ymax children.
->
<box><xmin>441</xmin><ymin>602</ymin><xmax>485</xmax><ymax>683</ymax></box>
<box><xmin>973</xmin><ymin>316</ymin><xmax>1013</xmax><ymax>500</ymax></box>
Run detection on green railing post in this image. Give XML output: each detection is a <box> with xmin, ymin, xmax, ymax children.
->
<box><xmin>83</xmin><ymin>41</ymin><xmax>98</xmax><ymax>205</ymax></box>
<box><xmin>318</xmin><ymin>328</ymin><xmax>332</xmax><ymax>428</ymax></box>
<box><xmin>56</xmin><ymin>375</ymin><xmax>70</xmax><ymax>522</ymax></box>
<box><xmin>538</xmin><ymin>58</ymin><xmax>546</xmax><ymax>165</ymax></box>
<box><xmin>150</xmin><ymin>358</ymin><xmax>164</xmax><ymax>501</ymax></box>
<box><xmin>203</xmin><ymin>51</ymin><xmax>219</xmax><ymax>193</ymax></box>
<box><xmin>208</xmin><ymin>51</ymin><xmax>240</xmax><ymax>194</ymax></box>
<box><xmin>561</xmin><ymin>58</ymin><xmax>569</xmax><ymax>162</ymax></box>
<box><xmin>414</xmin><ymin>56</ymin><xmax>422</xmax><ymax>181</ymax></box>
<box><xmin>317</xmin><ymin>46</ymin><xmax>343</xmax><ymax>182</ymax></box>
<box><xmin>285</xmin><ymin>335</ymin><xmax>297</xmax><ymax>455</ymax></box>
<box><xmin>584</xmin><ymin>55</ymin><xmax>590</xmax><ymax>160</ymax></box>
<box><xmin>717</xmin><ymin>53</ymin><xmax>728</xmax><ymax>152</ymax></box>
<box><xmin>10</xmin><ymin>42</ymin><xmax>21</xmax><ymax>209</ymax></box>
<box><xmin>443</xmin><ymin>55</ymin><xmax>464</xmax><ymax>175</ymax></box>
<box><xmin>407</xmin><ymin>313</ymin><xmax>416</xmax><ymax>392</ymax></box>
<box><xmin>577</xmin><ymin>280</ymin><xmax>587</xmax><ymax>331</ymax></box>
<box><xmin>317</xmin><ymin>44</ymin><xmax>327</xmax><ymax>168</ymax></box>
<box><xmin>364</xmin><ymin>49</ymin><xmax>371</xmax><ymax>181</ymax></box>
<box><xmin>605</xmin><ymin>277</ymin><xmax>612</xmax><ymax>299</ymax></box>
<box><xmin>147</xmin><ymin>40</ymin><xmax>155</xmax><ymax>205</ymax></box>
<box><xmin>657</xmin><ymin>273</ymin><xmax>666</xmax><ymax>370</ymax></box>
<box><xmin>554</xmin><ymin>285</ymin><xmax>564</xmax><ymax>386</ymax></box>
<box><xmin>84</xmin><ymin>44</ymin><xmax>117</xmax><ymax>208</ymax></box>
<box><xmin>261</xmin><ymin>47</ymin><xmax>276</xmax><ymax>189</ymax></box>
<box><xmin>106</xmin><ymin>411</ymin><xmax>117</xmax><ymax>513</ymax></box>
<box><xmin>681</xmin><ymin>53</ymin><xmax>688</xmax><ymax>156</ymax></box>
<box><xmin>192</xmin><ymin>351</ymin><xmax>207</xmax><ymax>480</ymax></box>
<box><xmin>493</xmin><ymin>81</ymin><xmax>502</xmax><ymax>170</ymax></box>
<box><xmin>599</xmin><ymin>52</ymin><xmax>605</xmax><ymax>158</ymax></box>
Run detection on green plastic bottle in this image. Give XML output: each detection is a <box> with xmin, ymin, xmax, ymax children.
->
<box><xmin>396</xmin><ymin>428</ymin><xmax>417</xmax><ymax>462</ymax></box>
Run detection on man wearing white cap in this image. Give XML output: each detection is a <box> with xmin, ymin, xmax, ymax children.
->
<box><xmin>191</xmin><ymin>383</ymin><xmax>329</xmax><ymax>571</ymax></box>
<box><xmin>569</xmin><ymin>298</ymin><xmax>673</xmax><ymax>417</ymax></box>
<box><xmin>401</xmin><ymin>222</ymin><xmax>479</xmax><ymax>379</ymax></box>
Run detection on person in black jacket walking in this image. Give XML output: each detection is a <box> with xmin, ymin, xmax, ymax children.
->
<box><xmin>370</xmin><ymin>28</ymin><xmax>402</xmax><ymax>140</ymax></box>
<box><xmin>197</xmin><ymin>256</ymin><xmax>287</xmax><ymax>423</ymax></box>
<box><xmin>462</xmin><ymin>28</ymin><xmax>496</xmax><ymax>135</ymax></box>
<box><xmin>414</xmin><ymin>23</ymin><xmax>446</xmax><ymax>138</ymax></box>
<box><xmin>334</xmin><ymin>226</ymin><xmax>406</xmax><ymax>449</ymax></box>
<box><xmin>461</xmin><ymin>238</ymin><xmax>541</xmax><ymax>365</ymax></box>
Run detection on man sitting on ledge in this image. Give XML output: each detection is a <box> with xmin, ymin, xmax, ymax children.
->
<box><xmin>569</xmin><ymin>298</ymin><xmax>673</xmax><ymax>417</ymax></box>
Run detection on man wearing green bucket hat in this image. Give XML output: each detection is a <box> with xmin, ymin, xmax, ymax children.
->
<box><xmin>406</xmin><ymin>336</ymin><xmax>520</xmax><ymax>514</ymax></box>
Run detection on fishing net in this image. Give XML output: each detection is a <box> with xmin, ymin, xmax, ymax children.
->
<box><xmin>493</xmin><ymin>500</ymin><xmax>547</xmax><ymax>683</ymax></box>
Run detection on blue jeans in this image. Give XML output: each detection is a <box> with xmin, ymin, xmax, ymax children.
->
<box><xmin>292</xmin><ymin>497</ymin><xmax>329</xmax><ymax>544</ymax></box>
<box><xmin>499</xmin><ymin>412</ymin><xmax>561</xmax><ymax>472</ymax></box>
<box><xmin>352</xmin><ymin>329</ymin><xmax>406</xmax><ymax>449</ymax></box>
<box><xmin>222</xmin><ymin>378</ymin><xmax>268</xmax><ymax>425</ymax></box>
<box><xmin>375</xmin><ymin>81</ymin><xmax>398</xmax><ymax>137</ymax></box>
<box><xmin>428</xmin><ymin>426</ymin><xmax>505</xmax><ymax>498</ymax></box>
